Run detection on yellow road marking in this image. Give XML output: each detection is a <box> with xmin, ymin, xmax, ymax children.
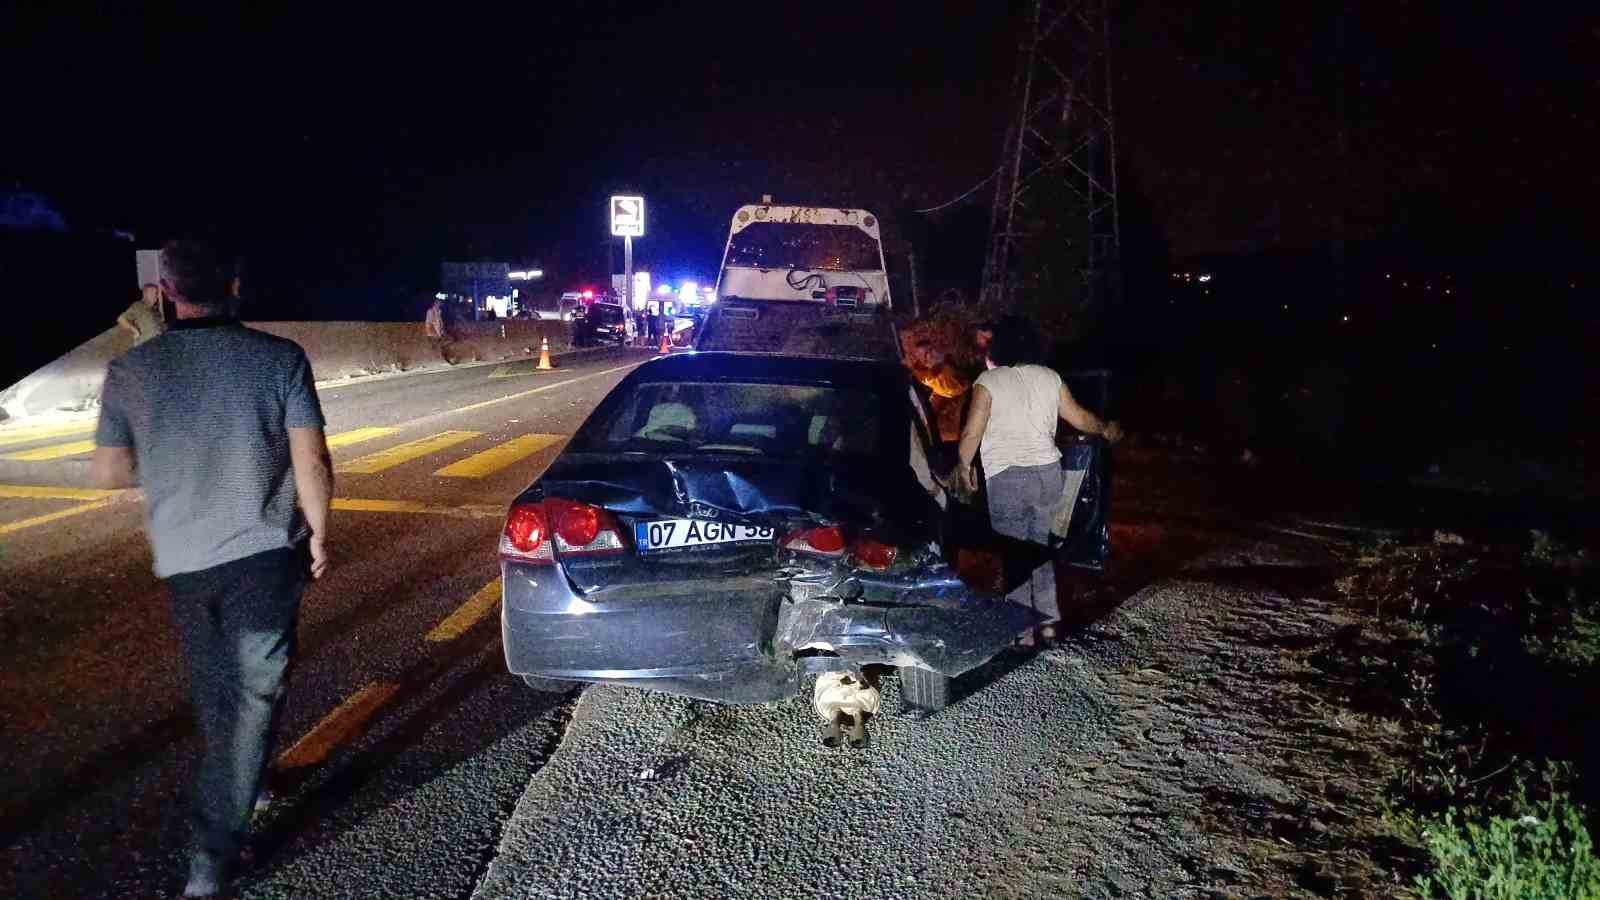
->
<box><xmin>337</xmin><ymin>430</ymin><xmax>481</xmax><ymax>474</ymax></box>
<box><xmin>0</xmin><ymin>420</ymin><xmax>95</xmax><ymax>447</ymax></box>
<box><xmin>0</xmin><ymin>484</ymin><xmax>122</xmax><ymax>501</ymax></box>
<box><xmin>326</xmin><ymin>426</ymin><xmax>400</xmax><ymax>449</ymax></box>
<box><xmin>1</xmin><ymin>440</ymin><xmax>97</xmax><ymax>461</ymax></box>
<box><xmin>274</xmin><ymin>682</ymin><xmax>401</xmax><ymax>770</ymax></box>
<box><xmin>449</xmin><ymin>361</ymin><xmax>640</xmax><ymax>417</ymax></box>
<box><xmin>425</xmin><ymin>578</ymin><xmax>502</xmax><ymax>643</ymax></box>
<box><xmin>434</xmin><ymin>433</ymin><xmax>567</xmax><ymax>478</ymax></box>
<box><xmin>0</xmin><ymin>426</ymin><xmax>394</xmax><ymax>459</ymax></box>
<box><xmin>331</xmin><ymin>497</ymin><xmax>503</xmax><ymax>519</ymax></box>
<box><xmin>0</xmin><ymin>498</ymin><xmax>115</xmax><ymax>536</ymax></box>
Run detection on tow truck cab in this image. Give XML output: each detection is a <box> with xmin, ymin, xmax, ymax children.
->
<box><xmin>713</xmin><ymin>205</ymin><xmax>892</xmax><ymax>309</ymax></box>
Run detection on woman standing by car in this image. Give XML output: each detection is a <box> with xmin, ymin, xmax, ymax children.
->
<box><xmin>957</xmin><ymin>318</ymin><xmax>1123</xmax><ymax>633</ymax></box>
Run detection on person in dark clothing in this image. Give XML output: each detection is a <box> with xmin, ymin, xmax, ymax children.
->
<box><xmin>90</xmin><ymin>240</ymin><xmax>333</xmax><ymax>899</ymax></box>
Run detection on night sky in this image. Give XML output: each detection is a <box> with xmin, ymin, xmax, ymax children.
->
<box><xmin>3</xmin><ymin>1</ymin><xmax>1596</xmax><ymax>318</ymax></box>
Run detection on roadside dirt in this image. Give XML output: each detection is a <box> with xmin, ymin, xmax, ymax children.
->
<box><xmin>975</xmin><ymin>450</ymin><xmax>1431</xmax><ymax>898</ymax></box>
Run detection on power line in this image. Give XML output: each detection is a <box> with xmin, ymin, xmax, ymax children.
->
<box><xmin>913</xmin><ymin>166</ymin><xmax>1002</xmax><ymax>214</ymax></box>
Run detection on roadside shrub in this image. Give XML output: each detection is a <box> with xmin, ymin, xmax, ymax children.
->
<box><xmin>1414</xmin><ymin>781</ymin><xmax>1600</xmax><ymax>899</ymax></box>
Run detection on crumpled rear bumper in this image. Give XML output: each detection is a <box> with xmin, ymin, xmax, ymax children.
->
<box><xmin>501</xmin><ymin>560</ymin><xmax>1041</xmax><ymax>705</ymax></box>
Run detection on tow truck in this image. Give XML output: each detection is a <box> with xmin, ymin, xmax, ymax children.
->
<box><xmin>696</xmin><ymin>203</ymin><xmax>898</xmax><ymax>359</ymax></box>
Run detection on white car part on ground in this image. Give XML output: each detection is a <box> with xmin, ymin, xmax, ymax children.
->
<box><xmin>812</xmin><ymin>671</ymin><xmax>881</xmax><ymax>749</ymax></box>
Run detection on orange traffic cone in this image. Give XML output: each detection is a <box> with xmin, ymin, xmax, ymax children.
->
<box><xmin>658</xmin><ymin>329</ymin><xmax>671</xmax><ymax>355</ymax></box>
<box><xmin>537</xmin><ymin>335</ymin><xmax>553</xmax><ymax>370</ymax></box>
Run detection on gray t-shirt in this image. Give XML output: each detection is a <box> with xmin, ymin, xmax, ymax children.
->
<box><xmin>95</xmin><ymin>319</ymin><xmax>326</xmax><ymax>578</ymax></box>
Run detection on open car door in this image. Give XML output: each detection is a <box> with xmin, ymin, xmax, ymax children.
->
<box><xmin>1053</xmin><ymin>368</ymin><xmax>1113</xmax><ymax>572</ymax></box>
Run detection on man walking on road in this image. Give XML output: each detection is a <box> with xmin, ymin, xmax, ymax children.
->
<box><xmin>90</xmin><ymin>240</ymin><xmax>333</xmax><ymax>899</ymax></box>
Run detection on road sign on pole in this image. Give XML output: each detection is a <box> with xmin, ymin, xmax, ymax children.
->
<box><xmin>623</xmin><ymin>234</ymin><xmax>634</xmax><ymax>320</ymax></box>
<box><xmin>611</xmin><ymin>195</ymin><xmax>644</xmax><ymax>336</ymax></box>
<box><xmin>610</xmin><ymin>195</ymin><xmax>645</xmax><ymax>237</ymax></box>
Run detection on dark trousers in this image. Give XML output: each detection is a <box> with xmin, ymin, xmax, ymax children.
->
<box><xmin>166</xmin><ymin>545</ymin><xmax>306</xmax><ymax>870</ymax></box>
<box><xmin>986</xmin><ymin>462</ymin><xmax>1065</xmax><ymax>623</ymax></box>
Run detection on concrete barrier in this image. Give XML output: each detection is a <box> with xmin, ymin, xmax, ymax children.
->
<box><xmin>0</xmin><ymin>319</ymin><xmax>574</xmax><ymax>421</ymax></box>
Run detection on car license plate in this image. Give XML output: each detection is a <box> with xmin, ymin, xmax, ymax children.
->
<box><xmin>635</xmin><ymin>519</ymin><xmax>776</xmax><ymax>553</ymax></box>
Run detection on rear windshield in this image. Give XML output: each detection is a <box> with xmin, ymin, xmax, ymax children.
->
<box><xmin>724</xmin><ymin>223</ymin><xmax>882</xmax><ymax>272</ymax></box>
<box><xmin>572</xmin><ymin>381</ymin><xmax>883</xmax><ymax>458</ymax></box>
<box><xmin>591</xmin><ymin>304</ymin><xmax>626</xmax><ymax>324</ymax></box>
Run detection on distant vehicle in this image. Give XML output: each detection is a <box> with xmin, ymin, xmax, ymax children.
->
<box><xmin>561</xmin><ymin>290</ymin><xmax>600</xmax><ymax>316</ymax></box>
<box><xmin>714</xmin><ymin>204</ymin><xmax>892</xmax><ymax>309</ymax></box>
<box><xmin>498</xmin><ymin>351</ymin><xmax>1114</xmax><ymax>715</ymax></box>
<box><xmin>572</xmin><ymin>301</ymin><xmax>629</xmax><ymax>346</ymax></box>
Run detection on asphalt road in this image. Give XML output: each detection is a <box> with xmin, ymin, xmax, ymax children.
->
<box><xmin>0</xmin><ymin>346</ymin><xmax>651</xmax><ymax>899</ymax></box>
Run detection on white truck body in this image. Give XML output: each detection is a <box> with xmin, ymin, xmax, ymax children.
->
<box><xmin>714</xmin><ymin>205</ymin><xmax>891</xmax><ymax>309</ymax></box>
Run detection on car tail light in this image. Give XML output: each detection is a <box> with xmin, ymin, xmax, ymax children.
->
<box><xmin>500</xmin><ymin>499</ymin><xmax>624</xmax><ymax>563</ymax></box>
<box><xmin>499</xmin><ymin>502</ymin><xmax>552</xmax><ymax>564</ymax></box>
<box><xmin>851</xmin><ymin>535</ymin><xmax>898</xmax><ymax>570</ymax></box>
<box><xmin>783</xmin><ymin>525</ymin><xmax>846</xmax><ymax>558</ymax></box>
<box><xmin>546</xmin><ymin>498</ymin><xmax>625</xmax><ymax>557</ymax></box>
<box><xmin>555</xmin><ymin>502</ymin><xmax>598</xmax><ymax>547</ymax></box>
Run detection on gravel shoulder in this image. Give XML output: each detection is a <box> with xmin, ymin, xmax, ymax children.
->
<box><xmin>473</xmin><ymin>488</ymin><xmax>1405</xmax><ymax>898</ymax></box>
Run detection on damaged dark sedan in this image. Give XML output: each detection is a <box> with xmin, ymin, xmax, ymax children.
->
<box><xmin>498</xmin><ymin>350</ymin><xmax>1053</xmax><ymax>719</ymax></box>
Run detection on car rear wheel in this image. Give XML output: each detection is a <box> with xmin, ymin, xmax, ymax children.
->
<box><xmin>898</xmin><ymin>666</ymin><xmax>950</xmax><ymax>712</ymax></box>
<box><xmin>520</xmin><ymin>674</ymin><xmax>579</xmax><ymax>694</ymax></box>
